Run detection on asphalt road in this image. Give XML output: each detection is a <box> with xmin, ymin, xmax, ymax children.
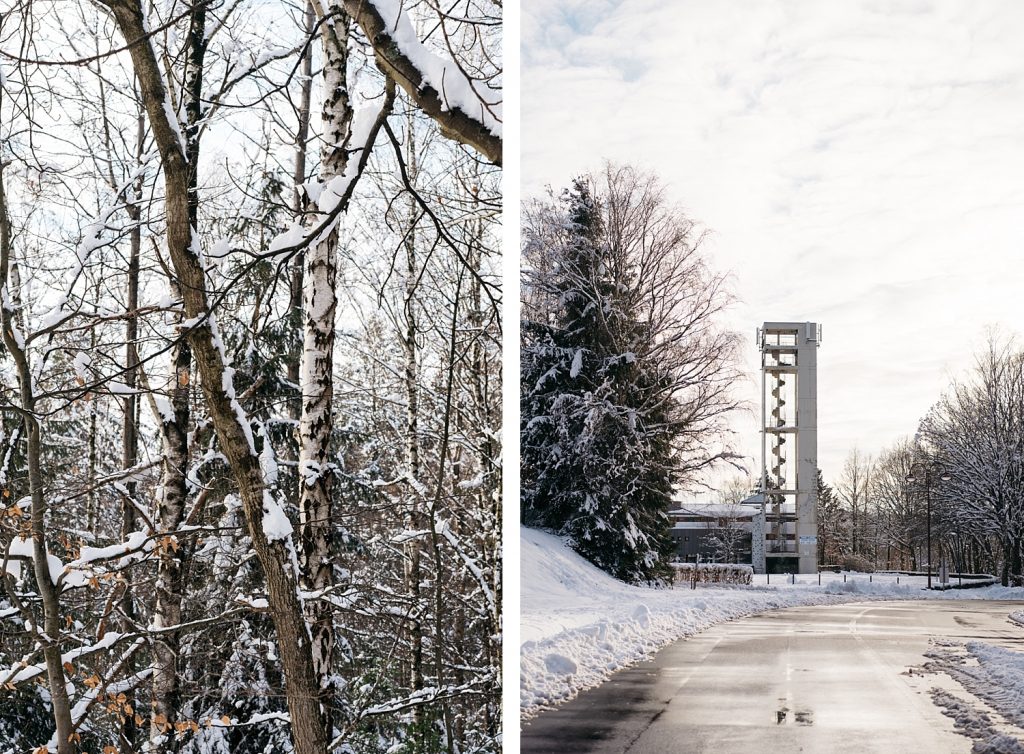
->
<box><xmin>520</xmin><ymin>600</ymin><xmax>1024</xmax><ymax>753</ymax></box>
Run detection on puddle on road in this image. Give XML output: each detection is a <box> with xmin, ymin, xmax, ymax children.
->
<box><xmin>775</xmin><ymin>706</ymin><xmax>814</xmax><ymax>726</ymax></box>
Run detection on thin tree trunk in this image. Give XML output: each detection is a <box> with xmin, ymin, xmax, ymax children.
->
<box><xmin>148</xmin><ymin>1</ymin><xmax>210</xmax><ymax>738</ymax></box>
<box><xmin>466</xmin><ymin>175</ymin><xmax>500</xmax><ymax>736</ymax></box>
<box><xmin>0</xmin><ymin>164</ymin><xmax>76</xmax><ymax>754</ymax></box>
<box><xmin>429</xmin><ymin>270</ymin><xmax>463</xmax><ymax>754</ymax></box>
<box><xmin>87</xmin><ymin>330</ymin><xmax>98</xmax><ymax>532</ymax></box>
<box><xmin>148</xmin><ymin>330</ymin><xmax>190</xmax><ymax>749</ymax></box>
<box><xmin>118</xmin><ymin>110</ymin><xmax>144</xmax><ymax>754</ymax></box>
<box><xmin>287</xmin><ymin>2</ymin><xmax>315</xmax><ymax>430</ymax></box>
<box><xmin>400</xmin><ymin>114</ymin><xmax>424</xmax><ymax>728</ymax></box>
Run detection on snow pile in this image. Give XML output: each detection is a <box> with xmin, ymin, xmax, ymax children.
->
<box><xmin>520</xmin><ymin>526</ymin><xmax>1024</xmax><ymax>717</ymax></box>
<box><xmin>927</xmin><ymin>641</ymin><xmax>1024</xmax><ymax>730</ymax></box>
<box><xmin>823</xmin><ymin>577</ymin><xmax>1024</xmax><ymax>600</ymax></box>
<box><xmin>930</xmin><ymin>688</ymin><xmax>1000</xmax><ymax>741</ymax></box>
<box><xmin>929</xmin><ymin>688</ymin><xmax>1024</xmax><ymax>753</ymax></box>
<box><xmin>926</xmin><ymin>640</ymin><xmax>1024</xmax><ymax>749</ymax></box>
<box><xmin>975</xmin><ymin>735</ymin><xmax>1024</xmax><ymax>754</ymax></box>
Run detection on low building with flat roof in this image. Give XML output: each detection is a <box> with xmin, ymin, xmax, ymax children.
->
<box><xmin>668</xmin><ymin>503</ymin><xmax>765</xmax><ymax>565</ymax></box>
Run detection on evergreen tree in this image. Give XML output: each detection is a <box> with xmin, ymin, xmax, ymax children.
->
<box><xmin>522</xmin><ymin>168</ymin><xmax>739</xmax><ymax>583</ymax></box>
<box><xmin>816</xmin><ymin>468</ymin><xmax>848</xmax><ymax>566</ymax></box>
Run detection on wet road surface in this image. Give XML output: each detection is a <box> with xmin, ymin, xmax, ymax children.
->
<box><xmin>520</xmin><ymin>600</ymin><xmax>1024</xmax><ymax>753</ymax></box>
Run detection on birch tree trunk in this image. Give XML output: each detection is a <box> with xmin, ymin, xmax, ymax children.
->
<box><xmin>148</xmin><ymin>330</ymin><xmax>191</xmax><ymax>750</ymax></box>
<box><xmin>297</xmin><ymin>2</ymin><xmax>352</xmax><ymax>720</ymax></box>
<box><xmin>100</xmin><ymin>2</ymin><xmax>330</xmax><ymax>750</ymax></box>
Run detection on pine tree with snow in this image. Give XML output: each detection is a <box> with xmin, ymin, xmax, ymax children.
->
<box><xmin>522</xmin><ymin>168</ymin><xmax>740</xmax><ymax>584</ymax></box>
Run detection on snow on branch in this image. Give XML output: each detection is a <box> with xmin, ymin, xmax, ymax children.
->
<box><xmin>356</xmin><ymin>679</ymin><xmax>490</xmax><ymax>718</ymax></box>
<box><xmin>3</xmin><ymin>528</ymin><xmax>157</xmax><ymax>593</ymax></box>
<box><xmin>56</xmin><ymin>640</ymin><xmax>149</xmax><ymax>749</ymax></box>
<box><xmin>0</xmin><ymin>630</ymin><xmax>129</xmax><ymax>688</ymax></box>
<box><xmin>344</xmin><ymin>0</ymin><xmax>502</xmax><ymax>164</ymax></box>
<box><xmin>33</xmin><ymin>157</ymin><xmax>153</xmax><ymax>340</ymax></box>
<box><xmin>2</xmin><ymin>535</ymin><xmax>81</xmax><ymax>589</ymax></box>
<box><xmin>437</xmin><ymin>520</ymin><xmax>495</xmax><ymax>619</ymax></box>
<box><xmin>268</xmin><ymin>89</ymin><xmax>395</xmax><ymax>258</ymax></box>
<box><xmin>371</xmin><ymin>0</ymin><xmax>501</xmax><ymax>133</ymax></box>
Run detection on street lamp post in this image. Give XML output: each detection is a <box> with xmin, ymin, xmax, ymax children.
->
<box><xmin>906</xmin><ymin>460</ymin><xmax>950</xmax><ymax>590</ymax></box>
<box><xmin>926</xmin><ymin>479</ymin><xmax>933</xmax><ymax>589</ymax></box>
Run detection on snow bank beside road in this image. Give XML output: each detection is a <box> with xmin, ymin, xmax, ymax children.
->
<box><xmin>823</xmin><ymin>577</ymin><xmax>1024</xmax><ymax>600</ymax></box>
<box><xmin>520</xmin><ymin>526</ymin><xmax>1024</xmax><ymax>717</ymax></box>
<box><xmin>926</xmin><ymin>640</ymin><xmax>1024</xmax><ymax>748</ymax></box>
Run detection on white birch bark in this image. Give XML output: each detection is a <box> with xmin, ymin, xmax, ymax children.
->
<box><xmin>298</xmin><ymin>2</ymin><xmax>351</xmax><ymax>716</ymax></box>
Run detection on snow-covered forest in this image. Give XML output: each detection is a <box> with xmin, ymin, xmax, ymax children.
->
<box><xmin>0</xmin><ymin>1</ymin><xmax>501</xmax><ymax>753</ymax></box>
<box><xmin>818</xmin><ymin>337</ymin><xmax>1024</xmax><ymax>586</ymax></box>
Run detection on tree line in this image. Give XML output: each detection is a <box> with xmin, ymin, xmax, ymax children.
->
<box><xmin>0</xmin><ymin>1</ymin><xmax>501</xmax><ymax>752</ymax></box>
<box><xmin>818</xmin><ymin>337</ymin><xmax>1024</xmax><ymax>586</ymax></box>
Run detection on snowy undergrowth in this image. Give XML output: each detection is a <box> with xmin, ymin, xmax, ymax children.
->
<box><xmin>520</xmin><ymin>526</ymin><xmax>1024</xmax><ymax>718</ymax></box>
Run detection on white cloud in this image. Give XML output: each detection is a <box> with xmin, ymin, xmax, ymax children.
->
<box><xmin>522</xmin><ymin>0</ymin><xmax>1024</xmax><ymax>485</ymax></box>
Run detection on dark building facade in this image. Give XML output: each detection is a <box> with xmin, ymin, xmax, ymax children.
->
<box><xmin>668</xmin><ymin>504</ymin><xmax>759</xmax><ymax>564</ymax></box>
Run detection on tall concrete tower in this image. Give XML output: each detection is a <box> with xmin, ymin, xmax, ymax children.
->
<box><xmin>757</xmin><ymin>322</ymin><xmax>821</xmax><ymax>574</ymax></box>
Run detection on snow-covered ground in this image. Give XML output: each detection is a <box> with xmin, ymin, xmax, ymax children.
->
<box><xmin>521</xmin><ymin>526</ymin><xmax>1024</xmax><ymax>717</ymax></box>
<box><xmin>926</xmin><ymin>640</ymin><xmax>1024</xmax><ymax>751</ymax></box>
<box><xmin>751</xmin><ymin>570</ymin><xmax>997</xmax><ymax>590</ymax></box>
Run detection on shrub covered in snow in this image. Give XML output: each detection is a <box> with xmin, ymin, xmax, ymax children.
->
<box><xmin>671</xmin><ymin>562</ymin><xmax>753</xmax><ymax>585</ymax></box>
<box><xmin>841</xmin><ymin>553</ymin><xmax>875</xmax><ymax>573</ymax></box>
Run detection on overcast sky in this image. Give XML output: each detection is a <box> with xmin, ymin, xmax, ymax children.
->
<box><xmin>521</xmin><ymin>0</ymin><xmax>1024</xmax><ymax>494</ymax></box>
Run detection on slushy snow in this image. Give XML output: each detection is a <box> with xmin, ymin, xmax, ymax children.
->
<box><xmin>926</xmin><ymin>641</ymin><xmax>1024</xmax><ymax>749</ymax></box>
